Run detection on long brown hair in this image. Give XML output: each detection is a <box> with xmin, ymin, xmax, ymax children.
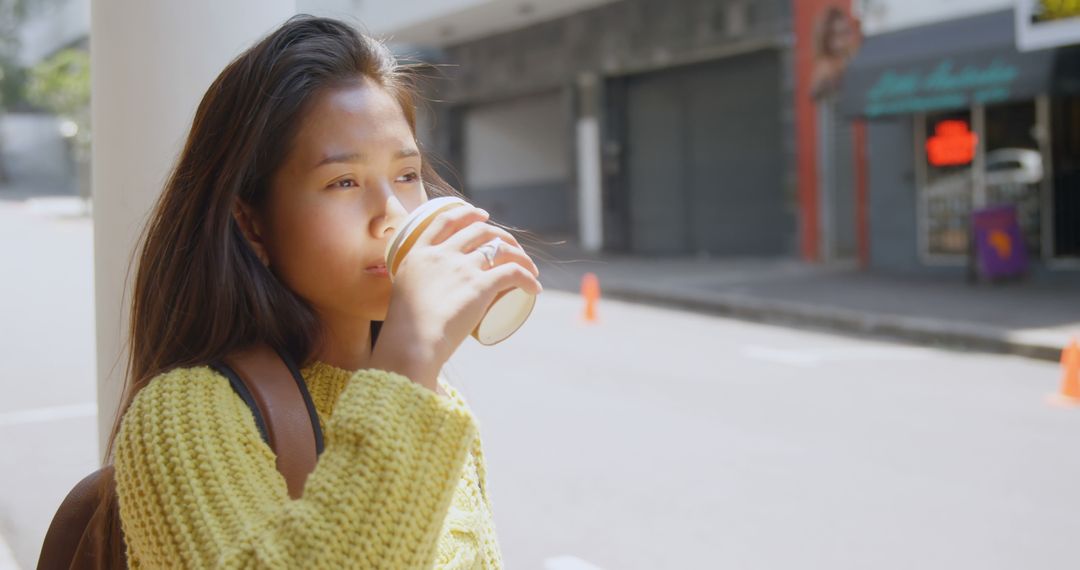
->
<box><xmin>103</xmin><ymin>15</ymin><xmax>461</xmax><ymax>462</ymax></box>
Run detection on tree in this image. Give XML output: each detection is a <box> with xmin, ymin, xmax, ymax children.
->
<box><xmin>0</xmin><ymin>0</ymin><xmax>29</xmax><ymax>183</ymax></box>
<box><xmin>26</xmin><ymin>48</ymin><xmax>91</xmax><ymax>164</ymax></box>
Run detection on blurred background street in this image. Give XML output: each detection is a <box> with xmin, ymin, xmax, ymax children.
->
<box><xmin>3</xmin><ymin>0</ymin><xmax>1080</xmax><ymax>568</ymax></box>
<box><xmin>3</xmin><ymin>199</ymin><xmax>1079</xmax><ymax>569</ymax></box>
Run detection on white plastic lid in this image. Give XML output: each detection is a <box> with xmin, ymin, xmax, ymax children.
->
<box><xmin>385</xmin><ymin>196</ymin><xmax>470</xmax><ymax>276</ymax></box>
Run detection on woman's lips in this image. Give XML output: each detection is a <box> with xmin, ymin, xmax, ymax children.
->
<box><xmin>365</xmin><ymin>264</ymin><xmax>389</xmax><ymax>276</ymax></box>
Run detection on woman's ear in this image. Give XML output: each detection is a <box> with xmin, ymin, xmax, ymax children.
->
<box><xmin>232</xmin><ymin>199</ymin><xmax>271</xmax><ymax>267</ymax></box>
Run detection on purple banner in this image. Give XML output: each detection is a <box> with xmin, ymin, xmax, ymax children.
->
<box><xmin>973</xmin><ymin>205</ymin><xmax>1028</xmax><ymax>279</ymax></box>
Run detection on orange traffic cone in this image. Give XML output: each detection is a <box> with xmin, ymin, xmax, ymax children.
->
<box><xmin>581</xmin><ymin>273</ymin><xmax>600</xmax><ymax>323</ymax></box>
<box><xmin>1055</xmin><ymin>338</ymin><xmax>1080</xmax><ymax>405</ymax></box>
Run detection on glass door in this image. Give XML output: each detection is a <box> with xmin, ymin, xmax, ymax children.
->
<box><xmin>1051</xmin><ymin>95</ymin><xmax>1080</xmax><ymax>260</ymax></box>
<box><xmin>920</xmin><ymin>110</ymin><xmax>976</xmax><ymax>260</ymax></box>
<box><xmin>983</xmin><ymin>100</ymin><xmax>1043</xmax><ymax>256</ymax></box>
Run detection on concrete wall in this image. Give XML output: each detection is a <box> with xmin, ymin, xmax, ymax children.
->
<box><xmin>464</xmin><ymin>93</ymin><xmax>568</xmax><ymax>189</ymax></box>
<box><xmin>91</xmin><ymin>0</ymin><xmax>297</xmax><ymax>456</ymax></box>
<box><xmin>858</xmin><ymin>0</ymin><xmax>1013</xmax><ymax>35</ymax></box>
<box><xmin>439</xmin><ymin>0</ymin><xmax>791</xmax><ymax>104</ymax></box>
<box><xmin>463</xmin><ymin>91</ymin><xmax>572</xmax><ymax>233</ymax></box>
<box><xmin>425</xmin><ymin>0</ymin><xmax>795</xmax><ymax>250</ymax></box>
<box><xmin>356</xmin><ymin>0</ymin><xmax>619</xmax><ymax>47</ymax></box>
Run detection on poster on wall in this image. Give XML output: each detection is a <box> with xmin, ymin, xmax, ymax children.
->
<box><xmin>1016</xmin><ymin>0</ymin><xmax>1080</xmax><ymax>51</ymax></box>
<box><xmin>810</xmin><ymin>4</ymin><xmax>861</xmax><ymax>101</ymax></box>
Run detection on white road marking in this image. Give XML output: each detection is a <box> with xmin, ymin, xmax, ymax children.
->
<box><xmin>544</xmin><ymin>555</ymin><xmax>606</xmax><ymax>570</ymax></box>
<box><xmin>0</xmin><ymin>403</ymin><xmax>97</xmax><ymax>427</ymax></box>
<box><xmin>741</xmin><ymin>345</ymin><xmax>823</xmax><ymax>367</ymax></box>
<box><xmin>741</xmin><ymin>344</ymin><xmax>934</xmax><ymax>367</ymax></box>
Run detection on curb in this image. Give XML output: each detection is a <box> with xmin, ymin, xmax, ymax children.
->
<box><xmin>596</xmin><ymin>284</ymin><xmax>1064</xmax><ymax>363</ymax></box>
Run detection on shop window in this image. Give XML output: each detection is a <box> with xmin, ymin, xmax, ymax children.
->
<box><xmin>919</xmin><ymin>100</ymin><xmax>1055</xmax><ymax>262</ymax></box>
<box><xmin>984</xmin><ymin>100</ymin><xmax>1042</xmax><ymax>255</ymax></box>
<box><xmin>1052</xmin><ymin>95</ymin><xmax>1080</xmax><ymax>258</ymax></box>
<box><xmin>922</xmin><ymin>110</ymin><xmax>974</xmax><ymax>256</ymax></box>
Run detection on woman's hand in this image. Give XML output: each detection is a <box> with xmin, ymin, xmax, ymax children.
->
<box><xmin>369</xmin><ymin>205</ymin><xmax>543</xmax><ymax>392</ymax></box>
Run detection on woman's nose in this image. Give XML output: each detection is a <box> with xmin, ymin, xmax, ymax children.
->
<box><xmin>370</xmin><ymin>183</ymin><xmax>408</xmax><ymax>239</ymax></box>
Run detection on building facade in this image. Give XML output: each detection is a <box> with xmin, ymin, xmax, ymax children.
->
<box><xmin>376</xmin><ymin>0</ymin><xmax>800</xmax><ymax>257</ymax></box>
<box><xmin>839</xmin><ymin>2</ymin><xmax>1080</xmax><ymax>277</ymax></box>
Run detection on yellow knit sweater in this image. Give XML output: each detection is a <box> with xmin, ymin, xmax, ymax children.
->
<box><xmin>113</xmin><ymin>361</ymin><xmax>504</xmax><ymax>569</ymax></box>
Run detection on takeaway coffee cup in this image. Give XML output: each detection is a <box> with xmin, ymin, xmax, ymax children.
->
<box><xmin>384</xmin><ymin>196</ymin><xmax>537</xmax><ymax>346</ymax></box>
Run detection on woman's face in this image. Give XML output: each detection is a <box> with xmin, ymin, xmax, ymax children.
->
<box><xmin>261</xmin><ymin>76</ymin><xmax>428</xmax><ymax>323</ymax></box>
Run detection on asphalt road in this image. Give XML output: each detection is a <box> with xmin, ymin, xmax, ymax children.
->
<box><xmin>447</xmin><ymin>286</ymin><xmax>1080</xmax><ymax>570</ymax></box>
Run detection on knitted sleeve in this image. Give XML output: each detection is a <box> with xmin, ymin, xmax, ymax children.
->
<box><xmin>113</xmin><ymin>365</ymin><xmax>477</xmax><ymax>569</ymax></box>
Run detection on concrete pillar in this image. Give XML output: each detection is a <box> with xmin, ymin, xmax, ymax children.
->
<box><xmin>575</xmin><ymin>73</ymin><xmax>604</xmax><ymax>253</ymax></box>
<box><xmin>91</xmin><ymin>0</ymin><xmax>296</xmax><ymax>458</ymax></box>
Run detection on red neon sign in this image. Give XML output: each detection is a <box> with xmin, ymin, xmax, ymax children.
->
<box><xmin>926</xmin><ymin>120</ymin><xmax>978</xmax><ymax>167</ymax></box>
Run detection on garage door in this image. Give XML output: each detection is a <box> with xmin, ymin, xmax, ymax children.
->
<box><xmin>623</xmin><ymin>50</ymin><xmax>792</xmax><ymax>255</ymax></box>
<box><xmin>463</xmin><ymin>91</ymin><xmax>572</xmax><ymax>234</ymax></box>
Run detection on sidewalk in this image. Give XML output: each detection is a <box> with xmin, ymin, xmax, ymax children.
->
<box><xmin>0</xmin><ymin>534</ymin><xmax>17</xmax><ymax>570</ymax></box>
<box><xmin>529</xmin><ymin>238</ymin><xmax>1080</xmax><ymax>362</ymax></box>
<box><xmin>0</xmin><ymin>197</ymin><xmax>98</xmax><ymax>570</ymax></box>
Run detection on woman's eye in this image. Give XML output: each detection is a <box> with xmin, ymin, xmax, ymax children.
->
<box><xmin>330</xmin><ymin>178</ymin><xmax>358</xmax><ymax>189</ymax></box>
<box><xmin>396</xmin><ymin>172</ymin><xmax>420</xmax><ymax>184</ymax></box>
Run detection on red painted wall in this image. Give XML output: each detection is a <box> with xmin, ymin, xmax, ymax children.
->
<box><xmin>793</xmin><ymin>0</ymin><xmax>869</xmax><ymax>266</ymax></box>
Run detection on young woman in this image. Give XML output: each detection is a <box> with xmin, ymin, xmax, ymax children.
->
<box><xmin>108</xmin><ymin>15</ymin><xmax>542</xmax><ymax>569</ymax></box>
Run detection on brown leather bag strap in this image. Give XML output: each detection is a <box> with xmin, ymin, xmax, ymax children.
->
<box><xmin>37</xmin><ymin>466</ymin><xmax>125</xmax><ymax>570</ymax></box>
<box><xmin>38</xmin><ymin>347</ymin><xmax>320</xmax><ymax>570</ymax></box>
<box><xmin>213</xmin><ymin>344</ymin><xmax>323</xmax><ymax>499</ymax></box>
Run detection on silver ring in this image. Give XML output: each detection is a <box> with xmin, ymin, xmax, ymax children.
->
<box><xmin>476</xmin><ymin>238</ymin><xmax>502</xmax><ymax>269</ymax></box>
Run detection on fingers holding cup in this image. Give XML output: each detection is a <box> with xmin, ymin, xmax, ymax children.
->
<box><xmin>445</xmin><ymin>221</ymin><xmax>540</xmax><ymax>277</ymax></box>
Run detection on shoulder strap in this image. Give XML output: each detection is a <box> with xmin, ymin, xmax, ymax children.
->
<box><xmin>39</xmin><ymin>348</ymin><xmax>321</xmax><ymax>570</ymax></box>
<box><xmin>37</xmin><ymin>465</ymin><xmax>125</xmax><ymax>570</ymax></box>
<box><xmin>210</xmin><ymin>344</ymin><xmax>323</xmax><ymax>499</ymax></box>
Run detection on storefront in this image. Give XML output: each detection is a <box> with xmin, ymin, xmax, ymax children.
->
<box><xmin>840</xmin><ymin>9</ymin><xmax>1080</xmax><ymax>274</ymax></box>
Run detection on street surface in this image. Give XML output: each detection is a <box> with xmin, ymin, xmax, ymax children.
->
<box><xmin>449</xmin><ymin>280</ymin><xmax>1080</xmax><ymax>569</ymax></box>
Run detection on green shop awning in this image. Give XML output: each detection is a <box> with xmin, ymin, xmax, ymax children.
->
<box><xmin>839</xmin><ymin>9</ymin><xmax>1057</xmax><ymax>118</ymax></box>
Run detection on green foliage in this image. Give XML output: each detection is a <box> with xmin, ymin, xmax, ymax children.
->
<box><xmin>26</xmin><ymin>48</ymin><xmax>89</xmax><ymax>117</ymax></box>
<box><xmin>0</xmin><ymin>58</ymin><xmax>27</xmax><ymax>109</ymax></box>
<box><xmin>0</xmin><ymin>0</ymin><xmax>25</xmax><ymax>110</ymax></box>
<box><xmin>25</xmin><ymin>47</ymin><xmax>91</xmax><ymax>160</ymax></box>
